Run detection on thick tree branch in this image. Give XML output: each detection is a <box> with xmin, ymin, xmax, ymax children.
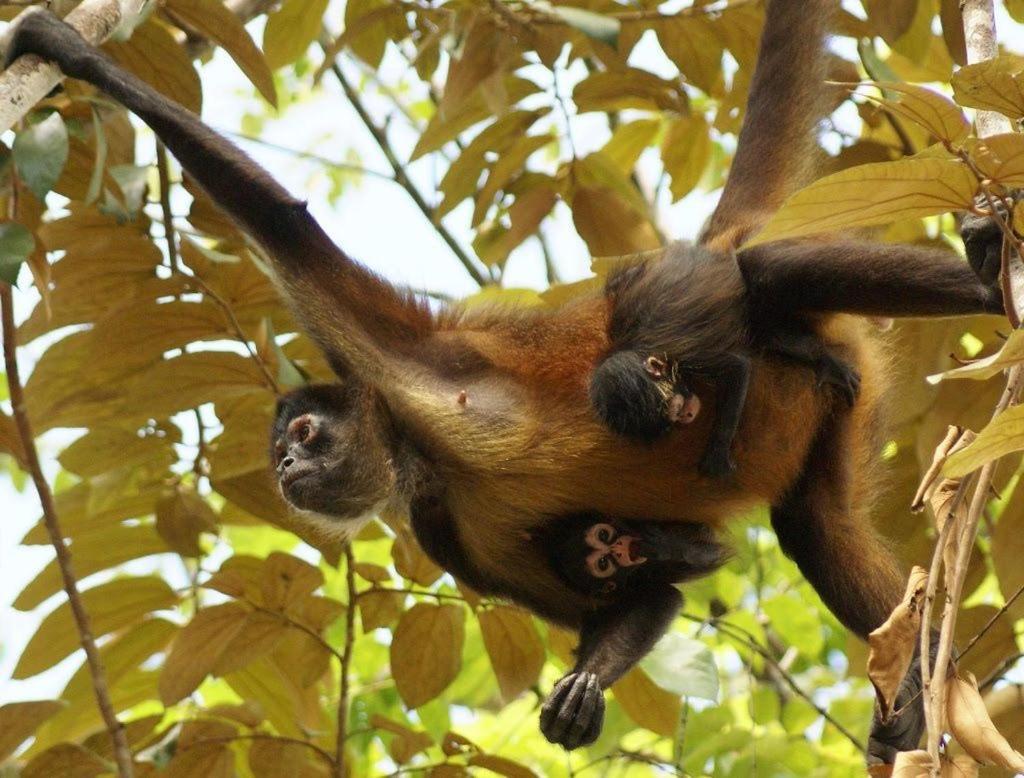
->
<box><xmin>1</xmin><ymin>197</ymin><xmax>133</xmax><ymax>777</ymax></box>
<box><xmin>0</xmin><ymin>1</ymin><xmax>147</xmax><ymax>133</ymax></box>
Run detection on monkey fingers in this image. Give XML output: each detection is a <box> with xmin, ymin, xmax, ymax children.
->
<box><xmin>539</xmin><ymin>672</ymin><xmax>605</xmax><ymax>749</ymax></box>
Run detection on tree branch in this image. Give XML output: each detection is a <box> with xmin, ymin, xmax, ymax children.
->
<box><xmin>335</xmin><ymin>544</ymin><xmax>357</xmax><ymax>777</ymax></box>
<box><xmin>0</xmin><ymin>1</ymin><xmax>147</xmax><ymax>133</ymax></box>
<box><xmin>317</xmin><ymin>37</ymin><xmax>489</xmax><ymax>287</ymax></box>
<box><xmin>1</xmin><ymin>192</ymin><xmax>133</xmax><ymax>777</ymax></box>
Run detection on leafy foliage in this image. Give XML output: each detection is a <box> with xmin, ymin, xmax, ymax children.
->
<box><xmin>0</xmin><ymin>1</ymin><xmax>1023</xmax><ymax>776</ymax></box>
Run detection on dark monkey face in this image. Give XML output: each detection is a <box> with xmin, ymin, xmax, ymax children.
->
<box><xmin>270</xmin><ymin>384</ymin><xmax>395</xmax><ymax>520</ymax></box>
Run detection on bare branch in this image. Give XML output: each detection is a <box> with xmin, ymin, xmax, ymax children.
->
<box><xmin>335</xmin><ymin>544</ymin><xmax>357</xmax><ymax>777</ymax></box>
<box><xmin>1</xmin><ymin>187</ymin><xmax>134</xmax><ymax>777</ymax></box>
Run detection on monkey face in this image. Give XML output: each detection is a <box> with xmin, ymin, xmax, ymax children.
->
<box><xmin>270</xmin><ymin>385</ymin><xmax>395</xmax><ymax>520</ymax></box>
<box><xmin>583</xmin><ymin>522</ymin><xmax>648</xmax><ymax>584</ymax></box>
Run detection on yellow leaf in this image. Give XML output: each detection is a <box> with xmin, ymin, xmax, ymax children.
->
<box><xmin>440</xmin><ymin>17</ymin><xmax>513</xmax><ymax>118</ymax></box>
<box><xmin>159</xmin><ymin>602</ymin><xmax>249</xmax><ymax>704</ymax></box>
<box><xmin>21</xmin><ymin>743</ymin><xmax>107</xmax><ymax>778</ymax></box>
<box><xmin>947</xmin><ymin>673</ymin><xmax>1024</xmax><ymax>772</ymax></box>
<box><xmin>467</xmin><ymin>754</ymin><xmax>539</xmax><ymax>778</ymax></box>
<box><xmin>867</xmin><ymin>567</ymin><xmax>928</xmax><ymax>720</ymax></box>
<box><xmin>0</xmin><ymin>412</ymin><xmax>25</xmax><ymax>468</ymax></box>
<box><xmin>965</xmin><ymin>133</ymin><xmax>1024</xmax><ymax>187</ymax></box>
<box><xmin>863</xmin><ymin>0</ymin><xmax>917</xmax><ymax>44</ymax></box>
<box><xmin>662</xmin><ymin>114</ymin><xmax>711</xmax><ymax>202</ymax></box>
<box><xmin>156</xmin><ymin>485</ymin><xmax>219</xmax><ymax>557</ymax></box>
<box><xmin>21</xmin><ymin>480</ymin><xmax>164</xmax><ymax>544</ymax></box>
<box><xmin>248</xmin><ymin>737</ymin><xmax>315</xmax><ymax>777</ymax></box>
<box><xmin>393</xmin><ymin>526</ymin><xmax>442</xmax><ymax>587</ymax></box>
<box><xmin>35</xmin><ymin>619</ymin><xmax>177</xmax><ymax>750</ymax></box>
<box><xmin>342</xmin><ymin>0</ymin><xmax>405</xmax><ymax>69</ymax></box>
<box><xmin>571</xmin><ymin>185</ymin><xmax>660</xmax><ymax>256</ymax></box>
<box><xmin>951</xmin><ymin>55</ymin><xmax>1024</xmax><ymax>120</ymax></box>
<box><xmin>260</xmin><ymin>552</ymin><xmax>323</xmax><ymax>610</ymax></box>
<box><xmin>359</xmin><ymin>589</ymin><xmax>405</xmax><ymax>631</ymax></box>
<box><xmin>612</xmin><ymin>667</ymin><xmax>681</xmax><ymax>737</ymax></box>
<box><xmin>478</xmin><ymin>607</ymin><xmax>545</xmax><ymax>702</ymax></box>
<box><xmin>165</xmin><ymin>0</ymin><xmax>276</xmax><ymax>106</ymax></box>
<box><xmin>212</xmin><ymin>611</ymin><xmax>289</xmax><ymax>675</ymax></box>
<box><xmin>391</xmin><ymin>603</ymin><xmax>465</xmax><ymax>708</ymax></box>
<box><xmin>858</xmin><ymin>82</ymin><xmax>970</xmax><ymax>145</ymax></box>
<box><xmin>601</xmin><ymin>119</ymin><xmax>661</xmax><ymax>174</ymax></box>
<box><xmin>573</xmin><ymin>68</ymin><xmax>687</xmax><ymax>114</ymax></box>
<box><xmin>370</xmin><ymin>713</ymin><xmax>434</xmax><ymax>764</ymax></box>
<box><xmin>225</xmin><ymin>658</ymin><xmax>309</xmax><ymax>738</ymax></box>
<box><xmin>412</xmin><ymin>76</ymin><xmax>542</xmax><ymax>160</ymax></box>
<box><xmin>14</xmin><ymin>525</ymin><xmax>167</xmax><ymax>611</ymax></box>
<box><xmin>105</xmin><ymin>19</ymin><xmax>202</xmax><ymax>113</ymax></box>
<box><xmin>59</xmin><ymin>425</ymin><xmax>179</xmax><ymax>478</ymax></box>
<box><xmin>0</xmin><ymin>700</ymin><xmax>65</xmax><ymax>762</ymax></box>
<box><xmin>929</xmin><ymin>329</ymin><xmax>1024</xmax><ymax>383</ymax></box>
<box><xmin>165</xmin><ymin>742</ymin><xmax>234</xmax><ymax>778</ymax></box>
<box><xmin>472</xmin><ymin>134</ymin><xmax>553</xmax><ymax>227</ymax></box>
<box><xmin>354</xmin><ymin>562</ymin><xmax>391</xmax><ymax>583</ymax></box>
<box><xmin>476</xmin><ymin>186</ymin><xmax>557</xmax><ymax>268</ymax></box>
<box><xmin>14</xmin><ymin>577</ymin><xmax>177</xmax><ymax>679</ymax></box>
<box><xmin>262</xmin><ymin>0</ymin><xmax>331</xmax><ymax>69</ymax></box>
<box><xmin>655</xmin><ymin>16</ymin><xmax>723</xmax><ymax>96</ymax></box>
<box><xmin>749</xmin><ymin>159</ymin><xmax>977</xmax><ymax>244</ymax></box>
<box><xmin>943</xmin><ymin>405</ymin><xmax>1024</xmax><ymax>477</ymax></box>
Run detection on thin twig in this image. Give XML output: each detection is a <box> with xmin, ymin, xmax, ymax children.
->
<box><xmin>958</xmin><ymin>580</ymin><xmax>1024</xmax><ymax>659</ymax></box>
<box><xmin>336</xmin><ymin>544</ymin><xmax>357</xmax><ymax>777</ymax></box>
<box><xmin>318</xmin><ymin>39</ymin><xmax>489</xmax><ymax>287</ymax></box>
<box><xmin>1</xmin><ymin>189</ymin><xmax>133</xmax><ymax>777</ymax></box>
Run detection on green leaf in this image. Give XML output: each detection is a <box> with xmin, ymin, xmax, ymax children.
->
<box><xmin>13</xmin><ymin>112</ymin><xmax>68</xmax><ymax>201</ymax></box>
<box><xmin>263</xmin><ymin>0</ymin><xmax>331</xmax><ymax>69</ymax></box>
<box><xmin>543</xmin><ymin>5</ymin><xmax>619</xmax><ymax>46</ymax></box>
<box><xmin>0</xmin><ymin>222</ymin><xmax>34</xmax><ymax>285</ymax></box>
<box><xmin>640</xmin><ymin>632</ymin><xmax>719</xmax><ymax>701</ymax></box>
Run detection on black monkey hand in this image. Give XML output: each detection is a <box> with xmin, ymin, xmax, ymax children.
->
<box><xmin>814</xmin><ymin>355</ymin><xmax>861</xmax><ymax>408</ymax></box>
<box><xmin>539</xmin><ymin>672</ymin><xmax>605</xmax><ymax>750</ymax></box>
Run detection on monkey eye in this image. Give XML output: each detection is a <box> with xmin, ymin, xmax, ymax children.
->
<box><xmin>590</xmin><ymin>555</ymin><xmax>616</xmax><ymax>578</ymax></box>
<box><xmin>596</xmin><ymin>524</ymin><xmax>613</xmax><ymax>543</ymax></box>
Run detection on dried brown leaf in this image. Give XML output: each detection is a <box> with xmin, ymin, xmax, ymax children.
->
<box><xmin>868</xmin><ymin>566</ymin><xmax>928</xmax><ymax>720</ymax></box>
<box><xmin>947</xmin><ymin>673</ymin><xmax>1024</xmax><ymax>771</ymax></box>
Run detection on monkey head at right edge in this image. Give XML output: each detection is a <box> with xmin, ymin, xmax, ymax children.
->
<box><xmin>9</xmin><ymin>2</ymin><xmax>1015</xmax><ymax>768</ymax></box>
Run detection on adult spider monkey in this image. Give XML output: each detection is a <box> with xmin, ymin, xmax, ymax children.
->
<box><xmin>6</xmin><ymin>3</ymin><xmax>1006</xmax><ymax>764</ymax></box>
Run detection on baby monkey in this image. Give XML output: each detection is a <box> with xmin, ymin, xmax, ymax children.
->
<box><xmin>541</xmin><ymin>512</ymin><xmax>728</xmax><ymax>598</ymax></box>
<box><xmin>590</xmin><ymin>244</ymin><xmax>861</xmax><ymax>477</ymax></box>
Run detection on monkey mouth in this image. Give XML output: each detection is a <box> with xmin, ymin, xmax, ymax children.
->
<box><xmin>618</xmin><ymin>537</ymin><xmax>647</xmax><ymax>566</ymax></box>
<box><xmin>280</xmin><ymin>468</ymin><xmax>314</xmax><ymax>491</ymax></box>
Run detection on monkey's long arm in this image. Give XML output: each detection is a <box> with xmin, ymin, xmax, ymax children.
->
<box><xmin>539</xmin><ymin>584</ymin><xmax>681</xmax><ymax>749</ymax></box>
<box><xmin>6</xmin><ymin>12</ymin><xmax>432</xmax><ymax>384</ymax></box>
<box><xmin>739</xmin><ymin>239</ymin><xmax>1004</xmax><ymax>319</ymax></box>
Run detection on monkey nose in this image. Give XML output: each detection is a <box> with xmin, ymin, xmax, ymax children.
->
<box><xmin>278</xmin><ymin>456</ymin><xmax>295</xmax><ymax>473</ymax></box>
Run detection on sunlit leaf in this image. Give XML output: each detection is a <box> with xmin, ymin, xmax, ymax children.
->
<box><xmin>391</xmin><ymin>603</ymin><xmax>465</xmax><ymax>708</ymax></box>
<box><xmin>951</xmin><ymin>55</ymin><xmax>1024</xmax><ymax>120</ymax></box>
<box><xmin>750</xmin><ymin>159</ymin><xmax>977</xmax><ymax>244</ymax></box>
<box><xmin>263</xmin><ymin>0</ymin><xmax>331</xmax><ymax>69</ymax></box>
<box><xmin>13</xmin><ymin>112</ymin><xmax>69</xmax><ymax>201</ymax></box>
<box><xmin>105</xmin><ymin>19</ymin><xmax>202</xmax><ymax>113</ymax></box>
<box><xmin>159</xmin><ymin>602</ymin><xmax>248</xmax><ymax>704</ymax></box>
<box><xmin>612</xmin><ymin>667</ymin><xmax>681</xmax><ymax>737</ymax></box>
<box><xmin>0</xmin><ymin>700</ymin><xmax>65</xmax><ymax>762</ymax></box>
<box><xmin>640</xmin><ymin>632</ymin><xmax>719</xmax><ymax>702</ymax></box>
<box><xmin>478</xmin><ymin>607</ymin><xmax>545</xmax><ymax>702</ymax></box>
<box><xmin>943</xmin><ymin>404</ymin><xmax>1024</xmax><ymax>477</ymax></box>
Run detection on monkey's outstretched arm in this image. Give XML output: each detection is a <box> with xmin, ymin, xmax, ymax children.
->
<box><xmin>540</xmin><ymin>583</ymin><xmax>681</xmax><ymax>749</ymax></box>
<box><xmin>739</xmin><ymin>239</ymin><xmax>1004</xmax><ymax>319</ymax></box>
<box><xmin>5</xmin><ymin>12</ymin><xmax>432</xmax><ymax>383</ymax></box>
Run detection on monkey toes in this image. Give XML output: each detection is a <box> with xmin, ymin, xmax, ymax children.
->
<box><xmin>539</xmin><ymin>672</ymin><xmax>605</xmax><ymax>750</ymax></box>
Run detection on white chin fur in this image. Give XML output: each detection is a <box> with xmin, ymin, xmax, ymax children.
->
<box><xmin>292</xmin><ymin>501</ymin><xmax>385</xmax><ymax>543</ymax></box>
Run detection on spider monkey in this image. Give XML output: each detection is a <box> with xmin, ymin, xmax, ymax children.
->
<box><xmin>7</xmin><ymin>4</ymin><xmax>1006</xmax><ymax>765</ymax></box>
<box><xmin>592</xmin><ymin>246</ymin><xmax>861</xmax><ymax>477</ymax></box>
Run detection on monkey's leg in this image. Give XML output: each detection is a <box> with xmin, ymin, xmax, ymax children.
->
<box><xmin>770</xmin><ymin>414</ymin><xmax>926</xmax><ymax>764</ymax></box>
<box><xmin>540</xmin><ymin>583</ymin><xmax>681</xmax><ymax>749</ymax></box>
<box><xmin>699</xmin><ymin>353</ymin><xmax>750</xmax><ymax>478</ymax></box>
<box><xmin>738</xmin><ymin>240</ymin><xmax>1004</xmax><ymax>318</ymax></box>
<box><xmin>762</xmin><ymin>330</ymin><xmax>860</xmax><ymax>407</ymax></box>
